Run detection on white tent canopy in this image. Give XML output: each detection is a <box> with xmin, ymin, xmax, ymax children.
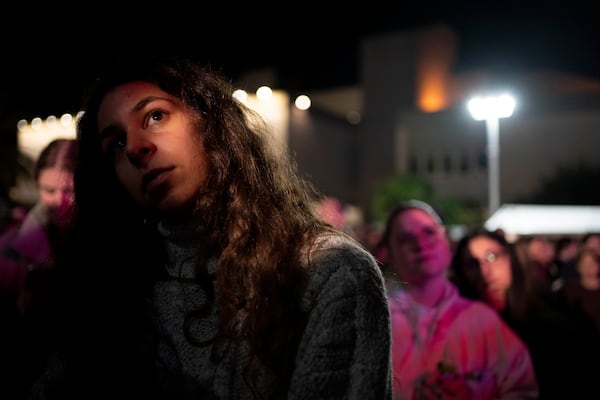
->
<box><xmin>484</xmin><ymin>204</ymin><xmax>600</xmax><ymax>237</ymax></box>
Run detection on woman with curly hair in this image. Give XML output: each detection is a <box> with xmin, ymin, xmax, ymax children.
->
<box><xmin>450</xmin><ymin>228</ymin><xmax>600</xmax><ymax>399</ymax></box>
<box><xmin>28</xmin><ymin>55</ymin><xmax>392</xmax><ymax>400</ymax></box>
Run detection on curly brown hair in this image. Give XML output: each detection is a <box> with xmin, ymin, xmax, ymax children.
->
<box><xmin>67</xmin><ymin>55</ymin><xmax>332</xmax><ymax>392</ymax></box>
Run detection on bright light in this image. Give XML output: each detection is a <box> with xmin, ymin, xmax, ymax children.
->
<box><xmin>467</xmin><ymin>94</ymin><xmax>516</xmax><ymax>121</ymax></box>
<box><xmin>256</xmin><ymin>86</ymin><xmax>273</xmax><ymax>100</ymax></box>
<box><xmin>467</xmin><ymin>93</ymin><xmax>516</xmax><ymax>216</ymax></box>
<box><xmin>60</xmin><ymin>113</ymin><xmax>73</xmax><ymax>127</ymax></box>
<box><xmin>16</xmin><ymin>114</ymin><xmax>78</xmax><ymax>161</ymax></box>
<box><xmin>232</xmin><ymin>89</ymin><xmax>248</xmax><ymax>104</ymax></box>
<box><xmin>31</xmin><ymin>117</ymin><xmax>43</xmax><ymax>130</ymax></box>
<box><xmin>294</xmin><ymin>95</ymin><xmax>311</xmax><ymax>110</ymax></box>
<box><xmin>234</xmin><ymin>89</ymin><xmax>290</xmax><ymax>155</ymax></box>
<box><xmin>46</xmin><ymin>115</ymin><xmax>57</xmax><ymax>127</ymax></box>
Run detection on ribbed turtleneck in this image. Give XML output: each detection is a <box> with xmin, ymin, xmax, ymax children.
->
<box><xmin>156</xmin><ymin>219</ymin><xmax>198</xmax><ymax>279</ymax></box>
<box><xmin>152</xmin><ymin>219</ymin><xmax>220</xmax><ymax>393</ymax></box>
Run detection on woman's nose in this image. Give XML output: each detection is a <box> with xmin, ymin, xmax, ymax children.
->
<box><xmin>126</xmin><ymin>132</ymin><xmax>157</xmax><ymax>166</ymax></box>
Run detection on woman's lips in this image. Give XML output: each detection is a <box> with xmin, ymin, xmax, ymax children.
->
<box><xmin>142</xmin><ymin>167</ymin><xmax>174</xmax><ymax>193</ymax></box>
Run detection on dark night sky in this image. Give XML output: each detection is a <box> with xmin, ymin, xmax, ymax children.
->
<box><xmin>1</xmin><ymin>1</ymin><xmax>598</xmax><ymax>125</ymax></box>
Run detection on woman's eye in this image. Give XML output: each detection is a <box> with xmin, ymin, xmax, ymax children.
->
<box><xmin>423</xmin><ymin>227</ymin><xmax>437</xmax><ymax>237</ymax></box>
<box><xmin>112</xmin><ymin>135</ymin><xmax>126</xmax><ymax>151</ymax></box>
<box><xmin>485</xmin><ymin>252</ymin><xmax>498</xmax><ymax>263</ymax></box>
<box><xmin>149</xmin><ymin>110</ymin><xmax>164</xmax><ymax>123</ymax></box>
<box><xmin>104</xmin><ymin>134</ymin><xmax>126</xmax><ymax>155</ymax></box>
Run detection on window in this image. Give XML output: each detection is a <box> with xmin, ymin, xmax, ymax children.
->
<box><xmin>427</xmin><ymin>155</ymin><xmax>435</xmax><ymax>173</ymax></box>
<box><xmin>409</xmin><ymin>155</ymin><xmax>418</xmax><ymax>174</ymax></box>
<box><xmin>460</xmin><ymin>153</ymin><xmax>469</xmax><ymax>173</ymax></box>
<box><xmin>478</xmin><ymin>150</ymin><xmax>487</xmax><ymax>170</ymax></box>
<box><xmin>443</xmin><ymin>154</ymin><xmax>452</xmax><ymax>174</ymax></box>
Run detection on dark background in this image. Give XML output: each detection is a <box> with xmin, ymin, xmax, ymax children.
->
<box><xmin>0</xmin><ymin>1</ymin><xmax>598</xmax><ymax>124</ymax></box>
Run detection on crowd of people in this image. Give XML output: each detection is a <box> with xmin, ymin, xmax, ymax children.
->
<box><xmin>1</xmin><ymin>55</ymin><xmax>599</xmax><ymax>399</ymax></box>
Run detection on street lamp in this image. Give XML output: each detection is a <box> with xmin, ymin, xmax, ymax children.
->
<box><xmin>467</xmin><ymin>94</ymin><xmax>516</xmax><ymax>215</ymax></box>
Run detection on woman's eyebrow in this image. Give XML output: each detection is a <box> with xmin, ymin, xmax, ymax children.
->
<box><xmin>98</xmin><ymin>96</ymin><xmax>175</xmax><ymax>140</ymax></box>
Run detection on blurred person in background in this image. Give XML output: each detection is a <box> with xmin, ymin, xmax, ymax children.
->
<box><xmin>377</xmin><ymin>200</ymin><xmax>537</xmax><ymax>400</ymax></box>
<box><xmin>27</xmin><ymin>55</ymin><xmax>392</xmax><ymax>399</ymax></box>
<box><xmin>561</xmin><ymin>248</ymin><xmax>600</xmax><ymax>338</ymax></box>
<box><xmin>515</xmin><ymin>235</ymin><xmax>562</xmax><ymax>291</ymax></box>
<box><xmin>558</xmin><ymin>232</ymin><xmax>600</xmax><ymax>285</ymax></box>
<box><xmin>553</xmin><ymin>236</ymin><xmax>580</xmax><ymax>283</ymax></box>
<box><xmin>0</xmin><ymin>138</ymin><xmax>78</xmax><ymax>400</ymax></box>
<box><xmin>581</xmin><ymin>232</ymin><xmax>600</xmax><ymax>255</ymax></box>
<box><xmin>0</xmin><ymin>138</ymin><xmax>78</xmax><ymax>296</ymax></box>
<box><xmin>450</xmin><ymin>228</ymin><xmax>600</xmax><ymax>399</ymax></box>
<box><xmin>314</xmin><ymin>196</ymin><xmax>347</xmax><ymax>230</ymax></box>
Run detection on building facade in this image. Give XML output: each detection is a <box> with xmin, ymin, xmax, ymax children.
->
<box><xmin>288</xmin><ymin>24</ymin><xmax>600</xmax><ymax>220</ymax></box>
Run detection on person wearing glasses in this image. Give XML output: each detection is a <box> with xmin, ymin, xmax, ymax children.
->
<box><xmin>376</xmin><ymin>200</ymin><xmax>538</xmax><ymax>400</ymax></box>
<box><xmin>450</xmin><ymin>228</ymin><xmax>600</xmax><ymax>399</ymax></box>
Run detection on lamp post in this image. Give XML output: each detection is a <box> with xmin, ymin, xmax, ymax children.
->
<box><xmin>467</xmin><ymin>94</ymin><xmax>516</xmax><ymax>215</ymax></box>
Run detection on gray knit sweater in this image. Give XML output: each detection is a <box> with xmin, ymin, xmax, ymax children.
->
<box><xmin>154</xmin><ymin>221</ymin><xmax>392</xmax><ymax>399</ymax></box>
<box><xmin>29</xmin><ymin>221</ymin><xmax>392</xmax><ymax>400</ymax></box>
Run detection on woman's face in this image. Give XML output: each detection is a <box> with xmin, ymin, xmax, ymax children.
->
<box><xmin>584</xmin><ymin>235</ymin><xmax>600</xmax><ymax>257</ymax></box>
<box><xmin>96</xmin><ymin>81</ymin><xmax>208</xmax><ymax>218</ymax></box>
<box><xmin>577</xmin><ymin>251</ymin><xmax>600</xmax><ymax>281</ymax></box>
<box><xmin>526</xmin><ymin>237</ymin><xmax>556</xmax><ymax>265</ymax></box>
<box><xmin>37</xmin><ymin>167</ymin><xmax>74</xmax><ymax>227</ymax></box>
<box><xmin>386</xmin><ymin>208</ymin><xmax>451</xmax><ymax>285</ymax></box>
<box><xmin>468</xmin><ymin>236</ymin><xmax>512</xmax><ymax>308</ymax></box>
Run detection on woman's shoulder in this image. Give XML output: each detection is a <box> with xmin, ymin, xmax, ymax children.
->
<box><xmin>309</xmin><ymin>232</ymin><xmax>379</xmax><ymax>273</ymax></box>
<box><xmin>302</xmin><ymin>232</ymin><xmax>386</xmax><ymax>300</ymax></box>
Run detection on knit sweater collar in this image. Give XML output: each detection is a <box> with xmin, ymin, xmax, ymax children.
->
<box><xmin>156</xmin><ymin>219</ymin><xmax>197</xmax><ymax>279</ymax></box>
<box><xmin>155</xmin><ymin>219</ymin><xmax>218</xmax><ymax>279</ymax></box>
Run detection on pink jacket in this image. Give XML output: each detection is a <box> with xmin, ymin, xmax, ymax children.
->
<box><xmin>388</xmin><ymin>280</ymin><xmax>538</xmax><ymax>400</ymax></box>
